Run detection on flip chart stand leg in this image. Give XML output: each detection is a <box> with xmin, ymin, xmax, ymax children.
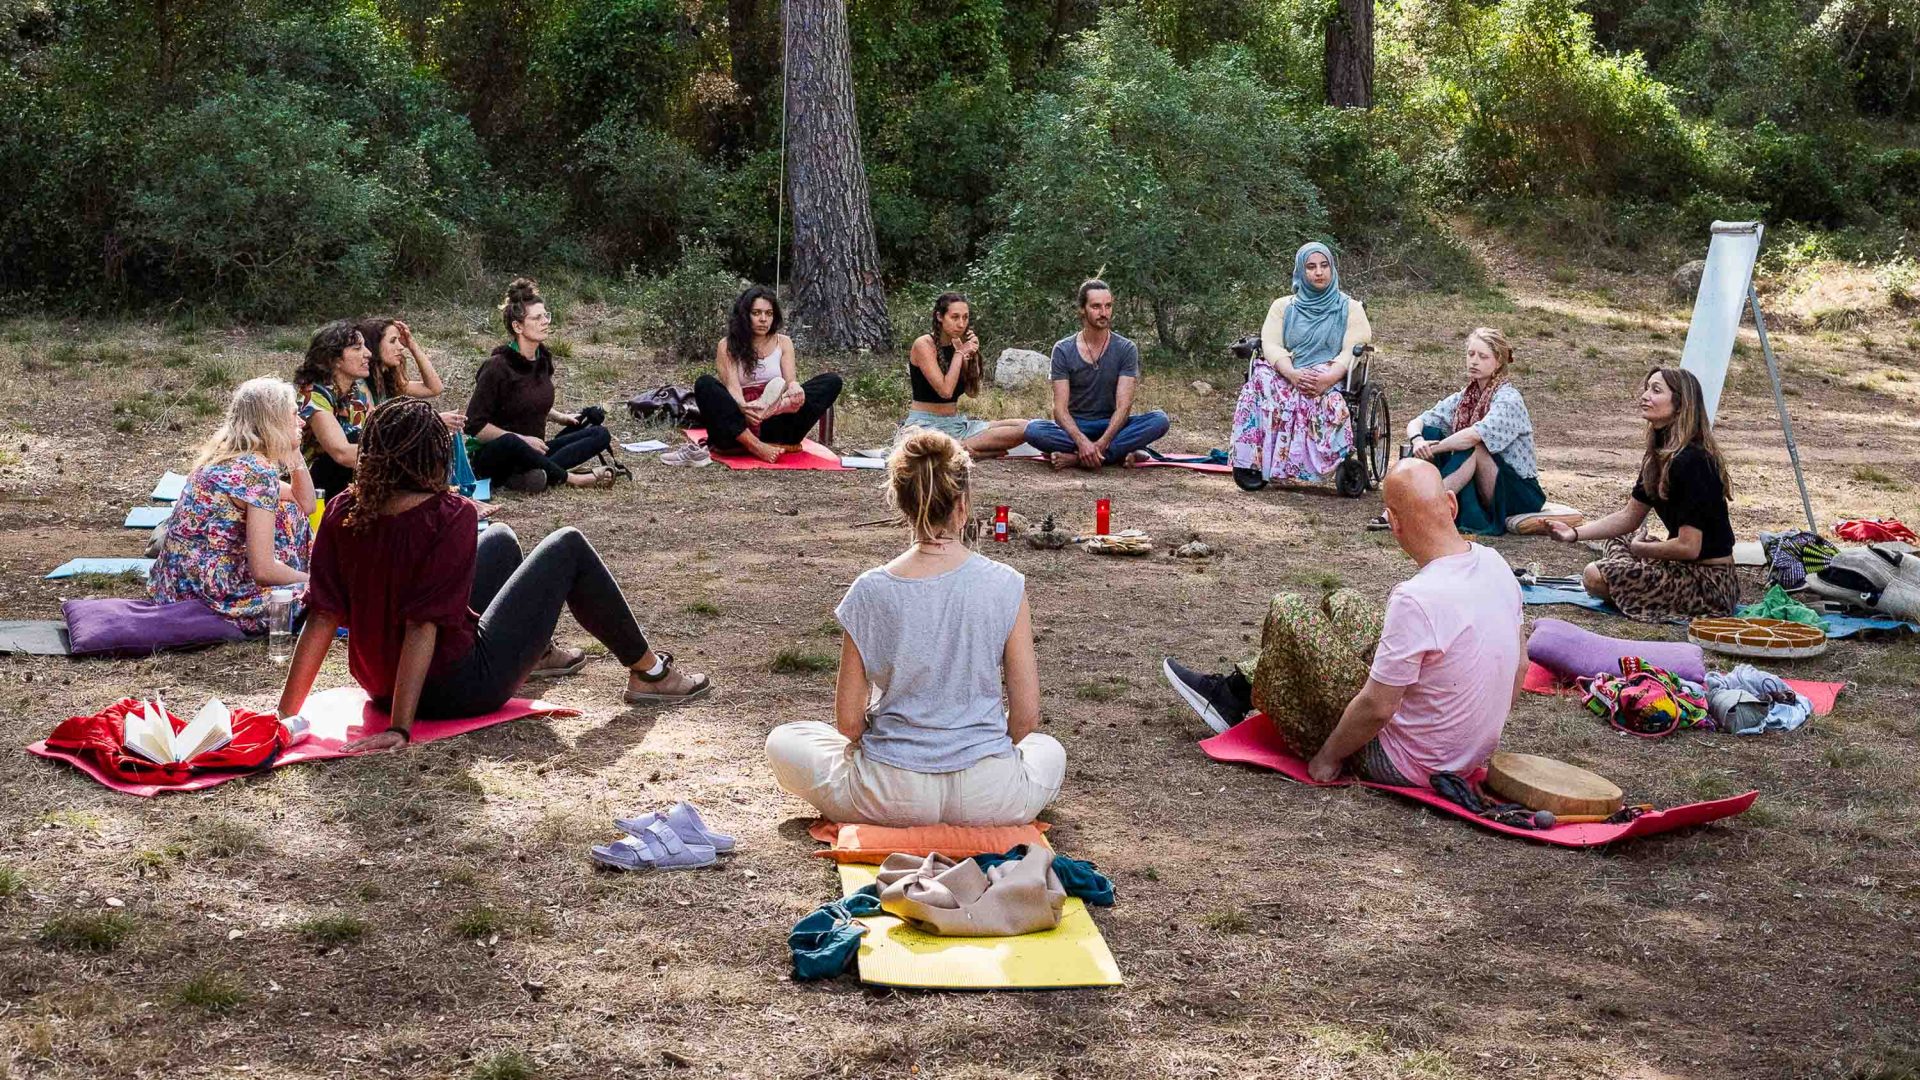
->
<box><xmin>1750</xmin><ymin>287</ymin><xmax>1817</xmax><ymax>533</ymax></box>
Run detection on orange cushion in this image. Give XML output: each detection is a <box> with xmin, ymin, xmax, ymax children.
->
<box><xmin>808</xmin><ymin>820</ymin><xmax>1050</xmax><ymax>863</ymax></box>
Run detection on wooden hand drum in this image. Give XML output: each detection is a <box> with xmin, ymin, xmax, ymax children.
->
<box><xmin>1688</xmin><ymin>616</ymin><xmax>1828</xmax><ymax>660</ymax></box>
<box><xmin>1485</xmin><ymin>752</ymin><xmax>1624</xmax><ymax>817</ymax></box>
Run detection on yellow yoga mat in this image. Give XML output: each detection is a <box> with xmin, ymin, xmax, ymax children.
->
<box><xmin>836</xmin><ymin>863</ymin><xmax>1122</xmax><ymax>990</ymax></box>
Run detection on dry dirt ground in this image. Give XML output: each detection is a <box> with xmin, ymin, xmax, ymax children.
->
<box><xmin>2</xmin><ymin>242</ymin><xmax>1919</xmax><ymax>1080</ymax></box>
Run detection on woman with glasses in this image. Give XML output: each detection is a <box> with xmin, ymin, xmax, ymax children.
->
<box><xmin>463</xmin><ymin>278</ymin><xmax>617</xmax><ymax>492</ymax></box>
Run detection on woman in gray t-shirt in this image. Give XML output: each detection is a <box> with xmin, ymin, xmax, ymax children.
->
<box><xmin>764</xmin><ymin>429</ymin><xmax>1065</xmax><ymax>826</ymax></box>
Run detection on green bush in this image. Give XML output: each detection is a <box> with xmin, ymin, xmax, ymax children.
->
<box><xmin>1442</xmin><ymin>0</ymin><xmax>1726</xmax><ymax>201</ymax></box>
<box><xmin>970</xmin><ymin>13</ymin><xmax>1329</xmax><ymax>358</ymax></box>
<box><xmin>635</xmin><ymin>244</ymin><xmax>742</xmax><ymax>365</ymax></box>
<box><xmin>571</xmin><ymin>120</ymin><xmax>719</xmax><ymax>269</ymax></box>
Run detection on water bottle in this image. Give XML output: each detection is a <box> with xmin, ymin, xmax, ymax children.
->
<box><xmin>266</xmin><ymin>588</ymin><xmax>296</xmax><ymax>664</ymax></box>
<box><xmin>278</xmin><ymin>713</ymin><xmax>311</xmax><ymax>747</ymax></box>
<box><xmin>308</xmin><ymin>488</ymin><xmax>327</xmax><ymax>534</ymax></box>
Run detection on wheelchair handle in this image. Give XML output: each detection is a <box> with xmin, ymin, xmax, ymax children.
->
<box><xmin>1352</xmin><ymin>342</ymin><xmax>1374</xmax><ymax>357</ymax></box>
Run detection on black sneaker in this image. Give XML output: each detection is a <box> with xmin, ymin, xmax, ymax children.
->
<box><xmin>1162</xmin><ymin>657</ymin><xmax>1250</xmax><ymax>734</ymax></box>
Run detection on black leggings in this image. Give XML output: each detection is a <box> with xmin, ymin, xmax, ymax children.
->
<box><xmin>414</xmin><ymin>525</ymin><xmax>651</xmax><ymax>719</ymax></box>
<box><xmin>469</xmin><ymin>424</ymin><xmax>611</xmax><ymax>486</ymax></box>
<box><xmin>692</xmin><ymin>373</ymin><xmax>842</xmax><ymax>451</ymax></box>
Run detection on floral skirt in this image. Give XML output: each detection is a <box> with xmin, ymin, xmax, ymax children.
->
<box><xmin>1230</xmin><ymin>362</ymin><xmax>1353</xmax><ymax>483</ymax></box>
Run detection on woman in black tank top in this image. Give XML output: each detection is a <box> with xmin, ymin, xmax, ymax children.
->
<box><xmin>904</xmin><ymin>292</ymin><xmax>1033</xmax><ymax>458</ymax></box>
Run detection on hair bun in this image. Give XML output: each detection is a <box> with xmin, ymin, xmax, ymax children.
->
<box><xmin>503</xmin><ymin>277</ymin><xmax>541</xmax><ymax>306</ymax></box>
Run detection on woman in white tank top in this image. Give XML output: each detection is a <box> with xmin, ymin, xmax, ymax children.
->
<box><xmin>686</xmin><ymin>286</ymin><xmax>844</xmax><ymax>464</ymax></box>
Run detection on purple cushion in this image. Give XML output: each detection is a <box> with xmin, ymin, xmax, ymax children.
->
<box><xmin>62</xmin><ymin>598</ymin><xmax>250</xmax><ymax>658</ymax></box>
<box><xmin>1527</xmin><ymin>617</ymin><xmax>1706</xmax><ymax>683</ymax></box>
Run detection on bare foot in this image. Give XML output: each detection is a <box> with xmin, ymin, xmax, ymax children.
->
<box><xmin>473</xmin><ymin>502</ymin><xmax>500</xmax><ymax>520</ymax></box>
<box><xmin>565</xmin><ymin>466</ymin><xmax>614</xmax><ymax>487</ymax></box>
<box><xmin>745</xmin><ymin>440</ymin><xmax>783</xmax><ymax>464</ymax></box>
<box><xmin>1048</xmin><ymin>452</ymin><xmax>1079</xmax><ymax>470</ymax></box>
<box><xmin>1124</xmin><ymin>451</ymin><xmax>1151</xmax><ymax>467</ymax></box>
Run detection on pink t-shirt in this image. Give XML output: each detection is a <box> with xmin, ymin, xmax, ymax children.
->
<box><xmin>1368</xmin><ymin>543</ymin><xmax>1522</xmax><ymax>784</ymax></box>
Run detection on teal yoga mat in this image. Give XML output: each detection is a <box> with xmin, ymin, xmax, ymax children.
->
<box><xmin>1520</xmin><ymin>583</ymin><xmax>1917</xmax><ymax>639</ymax></box>
<box><xmin>47</xmin><ymin>558</ymin><xmax>154</xmax><ymax>580</ymax></box>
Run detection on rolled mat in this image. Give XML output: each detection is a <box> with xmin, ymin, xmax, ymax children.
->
<box><xmin>1522</xmin><ymin>660</ymin><xmax>1843</xmax><ymax>716</ymax></box>
<box><xmin>26</xmin><ymin>686</ymin><xmax>578</xmax><ymax>797</ymax></box>
<box><xmin>1198</xmin><ymin>713</ymin><xmax>1756</xmax><ymax>848</ymax></box>
<box><xmin>682</xmin><ymin>428</ymin><xmax>845</xmax><ymax>471</ymax></box>
<box><xmin>808</xmin><ymin>819</ymin><xmax>1050</xmax><ymax>863</ymax></box>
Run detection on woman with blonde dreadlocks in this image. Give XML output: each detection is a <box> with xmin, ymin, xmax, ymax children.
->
<box><xmin>764</xmin><ymin>428</ymin><xmax>1064</xmax><ymax>826</ymax></box>
<box><xmin>276</xmin><ymin>399</ymin><xmax>711</xmax><ymax>752</ymax></box>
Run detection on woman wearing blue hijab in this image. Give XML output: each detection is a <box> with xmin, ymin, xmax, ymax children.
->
<box><xmin>1230</xmin><ymin>242</ymin><xmax>1372</xmax><ymax>486</ymax></box>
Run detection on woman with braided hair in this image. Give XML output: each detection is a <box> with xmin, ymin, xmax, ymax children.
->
<box><xmin>276</xmin><ymin>399</ymin><xmax>710</xmax><ymax>752</ymax></box>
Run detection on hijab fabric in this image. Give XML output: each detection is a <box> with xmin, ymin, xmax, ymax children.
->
<box><xmin>1281</xmin><ymin>242</ymin><xmax>1352</xmax><ymax>370</ymax></box>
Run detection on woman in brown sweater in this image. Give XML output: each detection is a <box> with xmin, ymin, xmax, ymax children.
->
<box><xmin>463</xmin><ymin>279</ymin><xmax>616</xmax><ymax>492</ymax></box>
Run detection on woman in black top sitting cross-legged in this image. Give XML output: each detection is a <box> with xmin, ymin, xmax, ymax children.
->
<box><xmin>1546</xmin><ymin>367</ymin><xmax>1739</xmax><ymax>621</ymax></box>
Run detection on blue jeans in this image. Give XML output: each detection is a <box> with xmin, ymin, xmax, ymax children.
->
<box><xmin>1024</xmin><ymin>411</ymin><xmax>1169</xmax><ymax>465</ymax></box>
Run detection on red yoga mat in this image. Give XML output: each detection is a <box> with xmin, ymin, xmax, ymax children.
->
<box><xmin>682</xmin><ymin>428</ymin><xmax>845</xmax><ymax>471</ymax></box>
<box><xmin>27</xmin><ymin>687</ymin><xmax>579</xmax><ymax>797</ymax></box>
<box><xmin>1522</xmin><ymin>661</ymin><xmax>1843</xmax><ymax>716</ymax></box>
<box><xmin>1197</xmin><ymin>713</ymin><xmax>1757</xmax><ymax>848</ymax></box>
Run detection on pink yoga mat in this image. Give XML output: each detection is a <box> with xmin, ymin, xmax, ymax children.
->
<box><xmin>26</xmin><ymin>687</ymin><xmax>578</xmax><ymax>797</ymax></box>
<box><xmin>1131</xmin><ymin>458</ymin><xmax>1234</xmax><ymax>474</ymax></box>
<box><xmin>1522</xmin><ymin>661</ymin><xmax>1842</xmax><ymax>716</ymax></box>
<box><xmin>1021</xmin><ymin>455</ymin><xmax>1233</xmax><ymax>473</ymax></box>
<box><xmin>1198</xmin><ymin>713</ymin><xmax>1757</xmax><ymax>848</ymax></box>
<box><xmin>682</xmin><ymin>429</ymin><xmax>845</xmax><ymax>471</ymax></box>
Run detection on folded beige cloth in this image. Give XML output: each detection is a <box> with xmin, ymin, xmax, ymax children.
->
<box><xmin>875</xmin><ymin>850</ymin><xmax>1066</xmax><ymax>937</ymax></box>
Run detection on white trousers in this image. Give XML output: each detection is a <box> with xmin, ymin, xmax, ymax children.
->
<box><xmin>764</xmin><ymin>720</ymin><xmax>1066</xmax><ymax>826</ymax></box>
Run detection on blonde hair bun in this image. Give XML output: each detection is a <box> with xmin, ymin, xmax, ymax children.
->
<box><xmin>887</xmin><ymin>429</ymin><xmax>972</xmax><ymax>542</ymax></box>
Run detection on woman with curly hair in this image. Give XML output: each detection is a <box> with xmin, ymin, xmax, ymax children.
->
<box><xmin>462</xmin><ymin>278</ymin><xmax>616</xmax><ymax>492</ymax></box>
<box><xmin>275</xmin><ymin>399</ymin><xmax>711</xmax><ymax>753</ymax></box>
<box><xmin>683</xmin><ymin>285</ymin><xmax>842</xmax><ymax>464</ymax></box>
<box><xmin>293</xmin><ymin>320</ymin><xmax>374</xmax><ymax>497</ymax></box>
<box><xmin>359</xmin><ymin>315</ymin><xmax>481</xmax><ymax>498</ymax></box>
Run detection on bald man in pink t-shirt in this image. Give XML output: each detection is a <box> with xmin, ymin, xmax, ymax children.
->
<box><xmin>1305</xmin><ymin>459</ymin><xmax>1527</xmax><ymax>784</ymax></box>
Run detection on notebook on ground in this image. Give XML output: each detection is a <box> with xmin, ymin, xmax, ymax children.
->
<box><xmin>28</xmin><ymin>686</ymin><xmax>578</xmax><ymax>797</ymax></box>
<box><xmin>682</xmin><ymin>428</ymin><xmax>845</xmax><ymax>471</ymax></box>
<box><xmin>47</xmin><ymin>558</ymin><xmax>154</xmax><ymax>580</ymax></box>
<box><xmin>1199</xmin><ymin>713</ymin><xmax>1756</xmax><ymax>848</ymax></box>
<box><xmin>835</xmin><ymin>862</ymin><xmax>1122</xmax><ymax>989</ymax></box>
<box><xmin>150</xmin><ymin>472</ymin><xmax>189</xmax><ymax>501</ymax></box>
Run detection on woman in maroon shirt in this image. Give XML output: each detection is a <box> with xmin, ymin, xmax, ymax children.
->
<box><xmin>275</xmin><ymin>399</ymin><xmax>710</xmax><ymax>751</ymax></box>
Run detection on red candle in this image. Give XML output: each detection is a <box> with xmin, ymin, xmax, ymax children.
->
<box><xmin>994</xmin><ymin>505</ymin><xmax>1009</xmax><ymax>542</ymax></box>
<box><xmin>1096</xmin><ymin>498</ymin><xmax>1110</xmax><ymax>536</ymax></box>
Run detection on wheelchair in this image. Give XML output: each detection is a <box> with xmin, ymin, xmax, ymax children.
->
<box><xmin>1226</xmin><ymin>335</ymin><xmax>1393</xmax><ymax>498</ymax></box>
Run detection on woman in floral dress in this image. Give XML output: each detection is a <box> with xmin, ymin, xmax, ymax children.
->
<box><xmin>149</xmin><ymin>378</ymin><xmax>316</xmax><ymax>633</ymax></box>
<box><xmin>1230</xmin><ymin>242</ymin><xmax>1372</xmax><ymax>487</ymax></box>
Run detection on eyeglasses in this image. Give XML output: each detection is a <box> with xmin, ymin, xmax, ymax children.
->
<box><xmin>528</xmin><ymin>312</ymin><xmax>553</xmax><ymax>323</ymax></box>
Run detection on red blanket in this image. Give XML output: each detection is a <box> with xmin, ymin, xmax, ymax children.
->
<box><xmin>1198</xmin><ymin>713</ymin><xmax>1756</xmax><ymax>848</ymax></box>
<box><xmin>682</xmin><ymin>428</ymin><xmax>844</xmax><ymax>471</ymax></box>
<box><xmin>29</xmin><ymin>687</ymin><xmax>578</xmax><ymax>796</ymax></box>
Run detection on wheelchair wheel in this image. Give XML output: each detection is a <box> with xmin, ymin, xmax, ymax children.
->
<box><xmin>1361</xmin><ymin>387</ymin><xmax>1392</xmax><ymax>489</ymax></box>
<box><xmin>1233</xmin><ymin>466</ymin><xmax>1268</xmax><ymax>492</ymax></box>
<box><xmin>1335</xmin><ymin>455</ymin><xmax>1368</xmax><ymax>498</ymax></box>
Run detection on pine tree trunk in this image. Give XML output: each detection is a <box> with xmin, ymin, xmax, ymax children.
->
<box><xmin>1325</xmin><ymin>0</ymin><xmax>1374</xmax><ymax>109</ymax></box>
<box><xmin>784</xmin><ymin>0</ymin><xmax>892</xmax><ymax>350</ymax></box>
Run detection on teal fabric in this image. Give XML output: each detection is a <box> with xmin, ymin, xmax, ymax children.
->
<box><xmin>971</xmin><ymin>846</ymin><xmax>1115</xmax><ymax>907</ymax></box>
<box><xmin>448</xmin><ymin>429</ymin><xmax>477</xmax><ymax>497</ymax></box>
<box><xmin>788</xmin><ymin>886</ymin><xmax>881</xmax><ymax>982</ymax></box>
<box><xmin>1281</xmin><ymin>242</ymin><xmax>1352</xmax><ymax>370</ymax></box>
<box><xmin>1422</xmin><ymin>424</ymin><xmax>1546</xmax><ymax>536</ymax></box>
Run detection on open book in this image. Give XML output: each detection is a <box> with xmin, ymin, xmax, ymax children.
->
<box><xmin>122</xmin><ymin>698</ymin><xmax>234</xmax><ymax>765</ymax></box>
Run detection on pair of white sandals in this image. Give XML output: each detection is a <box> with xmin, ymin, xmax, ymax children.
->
<box><xmin>590</xmin><ymin>801</ymin><xmax>735</xmax><ymax>871</ymax></box>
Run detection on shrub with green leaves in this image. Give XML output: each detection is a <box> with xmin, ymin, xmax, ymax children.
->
<box><xmin>635</xmin><ymin>245</ymin><xmax>742</xmax><ymax>365</ymax></box>
<box><xmin>970</xmin><ymin>12</ymin><xmax>1328</xmax><ymax>358</ymax></box>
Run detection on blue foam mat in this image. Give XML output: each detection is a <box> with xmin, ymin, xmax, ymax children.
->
<box><xmin>48</xmin><ymin>558</ymin><xmax>155</xmax><ymax>580</ymax></box>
